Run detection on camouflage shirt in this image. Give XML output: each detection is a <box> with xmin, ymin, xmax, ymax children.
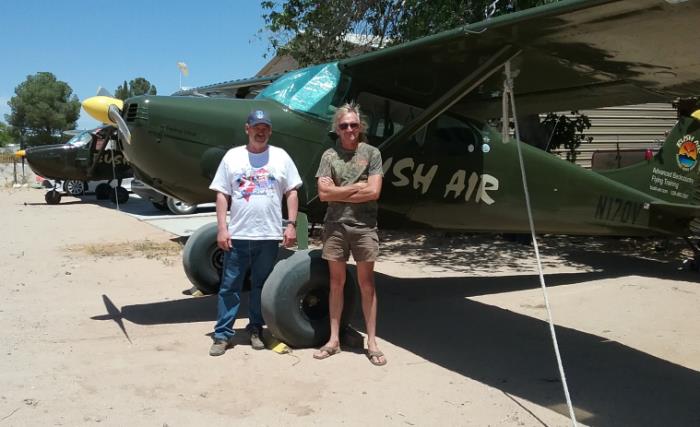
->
<box><xmin>315</xmin><ymin>142</ymin><xmax>383</xmax><ymax>227</ymax></box>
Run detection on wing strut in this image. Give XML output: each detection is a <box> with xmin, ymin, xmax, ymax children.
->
<box><xmin>378</xmin><ymin>44</ymin><xmax>521</xmax><ymax>152</ymax></box>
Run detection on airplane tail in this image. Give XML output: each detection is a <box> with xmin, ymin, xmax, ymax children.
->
<box><xmin>599</xmin><ymin>110</ymin><xmax>700</xmax><ymax>234</ymax></box>
<box><xmin>600</xmin><ymin>112</ymin><xmax>700</xmax><ymax>206</ymax></box>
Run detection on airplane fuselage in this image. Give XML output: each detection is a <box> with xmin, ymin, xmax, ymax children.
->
<box><xmin>119</xmin><ymin>95</ymin><xmax>697</xmax><ymax>237</ymax></box>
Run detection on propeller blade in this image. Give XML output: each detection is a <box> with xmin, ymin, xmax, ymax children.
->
<box><xmin>96</xmin><ymin>86</ymin><xmax>114</xmax><ymax>97</ymax></box>
<box><xmin>108</xmin><ymin>104</ymin><xmax>131</xmax><ymax>145</ymax></box>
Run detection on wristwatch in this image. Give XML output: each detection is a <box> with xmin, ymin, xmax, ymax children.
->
<box><xmin>284</xmin><ymin>220</ymin><xmax>297</xmax><ymax>227</ymax></box>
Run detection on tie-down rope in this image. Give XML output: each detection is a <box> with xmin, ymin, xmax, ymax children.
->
<box><xmin>503</xmin><ymin>61</ymin><xmax>578</xmax><ymax>426</ymax></box>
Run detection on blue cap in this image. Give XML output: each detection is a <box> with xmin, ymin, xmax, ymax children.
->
<box><xmin>247</xmin><ymin>109</ymin><xmax>271</xmax><ymax>126</ymax></box>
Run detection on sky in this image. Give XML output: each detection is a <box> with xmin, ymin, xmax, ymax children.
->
<box><xmin>0</xmin><ymin>0</ymin><xmax>275</xmax><ymax>130</ymax></box>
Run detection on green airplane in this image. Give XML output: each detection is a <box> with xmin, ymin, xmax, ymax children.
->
<box><xmin>16</xmin><ymin>125</ymin><xmax>133</xmax><ymax>204</ymax></box>
<box><xmin>83</xmin><ymin>0</ymin><xmax>700</xmax><ymax>347</ymax></box>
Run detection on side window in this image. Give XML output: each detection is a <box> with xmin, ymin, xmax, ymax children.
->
<box><xmin>427</xmin><ymin>115</ymin><xmax>482</xmax><ymax>155</ymax></box>
<box><xmin>356</xmin><ymin>92</ymin><xmax>425</xmax><ymax>146</ymax></box>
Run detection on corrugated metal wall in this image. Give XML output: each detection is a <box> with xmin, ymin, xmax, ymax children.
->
<box><xmin>551</xmin><ymin>103</ymin><xmax>677</xmax><ymax>169</ymax></box>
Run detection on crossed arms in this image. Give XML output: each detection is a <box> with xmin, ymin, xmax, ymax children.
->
<box><xmin>317</xmin><ymin>174</ymin><xmax>382</xmax><ymax>203</ymax></box>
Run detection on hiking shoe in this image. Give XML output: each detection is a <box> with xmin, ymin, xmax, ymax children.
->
<box><xmin>209</xmin><ymin>339</ymin><xmax>231</xmax><ymax>356</ymax></box>
<box><xmin>250</xmin><ymin>330</ymin><xmax>265</xmax><ymax>350</ymax></box>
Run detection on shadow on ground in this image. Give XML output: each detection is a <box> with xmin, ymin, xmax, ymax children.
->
<box><xmin>100</xmin><ymin>234</ymin><xmax>700</xmax><ymax>426</ymax></box>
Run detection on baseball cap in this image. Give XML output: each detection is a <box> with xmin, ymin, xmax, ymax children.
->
<box><xmin>247</xmin><ymin>109</ymin><xmax>272</xmax><ymax>126</ymax></box>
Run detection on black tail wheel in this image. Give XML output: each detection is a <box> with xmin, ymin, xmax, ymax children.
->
<box><xmin>261</xmin><ymin>249</ymin><xmax>357</xmax><ymax>348</ymax></box>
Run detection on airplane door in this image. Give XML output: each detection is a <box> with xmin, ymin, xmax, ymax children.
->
<box><xmin>357</xmin><ymin>92</ymin><xmax>426</xmax><ymax>226</ymax></box>
<box><xmin>75</xmin><ymin>144</ymin><xmax>90</xmax><ymax>168</ymax></box>
<box><xmin>404</xmin><ymin>114</ymin><xmax>492</xmax><ymax>228</ymax></box>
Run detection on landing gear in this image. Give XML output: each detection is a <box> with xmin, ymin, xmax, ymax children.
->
<box><xmin>108</xmin><ymin>186</ymin><xmax>129</xmax><ymax>204</ymax></box>
<box><xmin>44</xmin><ymin>190</ymin><xmax>61</xmax><ymax>205</ymax></box>
<box><xmin>182</xmin><ymin>222</ymin><xmax>224</xmax><ymax>295</ymax></box>
<box><xmin>152</xmin><ymin>200</ymin><xmax>168</xmax><ymax>211</ymax></box>
<box><xmin>95</xmin><ymin>183</ymin><xmax>111</xmax><ymax>200</ymax></box>
<box><xmin>182</xmin><ymin>223</ymin><xmax>356</xmax><ymax>348</ymax></box>
<box><xmin>261</xmin><ymin>250</ymin><xmax>357</xmax><ymax>348</ymax></box>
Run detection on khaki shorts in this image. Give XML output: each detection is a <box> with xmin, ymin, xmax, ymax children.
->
<box><xmin>321</xmin><ymin>223</ymin><xmax>379</xmax><ymax>262</ymax></box>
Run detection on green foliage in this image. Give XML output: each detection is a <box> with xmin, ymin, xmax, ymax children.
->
<box><xmin>0</xmin><ymin>122</ymin><xmax>14</xmax><ymax>147</ymax></box>
<box><xmin>115</xmin><ymin>77</ymin><xmax>157</xmax><ymax>100</ymax></box>
<box><xmin>540</xmin><ymin>111</ymin><xmax>593</xmax><ymax>162</ymax></box>
<box><xmin>6</xmin><ymin>72</ymin><xmax>80</xmax><ymax>146</ymax></box>
<box><xmin>260</xmin><ymin>0</ymin><xmax>560</xmax><ymax>66</ymax></box>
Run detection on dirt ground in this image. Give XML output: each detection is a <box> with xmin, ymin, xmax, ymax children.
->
<box><xmin>1</xmin><ymin>187</ymin><xmax>700</xmax><ymax>426</ymax></box>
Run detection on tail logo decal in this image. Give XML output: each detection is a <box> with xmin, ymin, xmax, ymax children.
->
<box><xmin>676</xmin><ymin>135</ymin><xmax>699</xmax><ymax>172</ymax></box>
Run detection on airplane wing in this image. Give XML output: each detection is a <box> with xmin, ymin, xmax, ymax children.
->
<box><xmin>339</xmin><ymin>0</ymin><xmax>700</xmax><ymax>119</ymax></box>
<box><xmin>172</xmin><ymin>74</ymin><xmax>282</xmax><ymax>98</ymax></box>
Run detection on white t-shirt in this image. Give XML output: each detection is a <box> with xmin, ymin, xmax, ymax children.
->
<box><xmin>209</xmin><ymin>145</ymin><xmax>302</xmax><ymax>240</ymax></box>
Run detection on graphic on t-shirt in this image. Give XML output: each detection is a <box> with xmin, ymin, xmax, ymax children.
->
<box><xmin>235</xmin><ymin>167</ymin><xmax>277</xmax><ymax>201</ymax></box>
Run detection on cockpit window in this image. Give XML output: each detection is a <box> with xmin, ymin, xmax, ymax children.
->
<box><xmin>256</xmin><ymin>62</ymin><xmax>340</xmax><ymax>117</ymax></box>
<box><xmin>66</xmin><ymin>131</ymin><xmax>93</xmax><ymax>148</ymax></box>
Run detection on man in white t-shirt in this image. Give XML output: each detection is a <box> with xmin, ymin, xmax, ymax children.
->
<box><xmin>208</xmin><ymin>109</ymin><xmax>302</xmax><ymax>356</ymax></box>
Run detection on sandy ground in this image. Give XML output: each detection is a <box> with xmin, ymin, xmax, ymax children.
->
<box><xmin>1</xmin><ymin>188</ymin><xmax>700</xmax><ymax>426</ymax></box>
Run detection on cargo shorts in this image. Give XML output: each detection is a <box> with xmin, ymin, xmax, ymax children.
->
<box><xmin>321</xmin><ymin>222</ymin><xmax>379</xmax><ymax>262</ymax></box>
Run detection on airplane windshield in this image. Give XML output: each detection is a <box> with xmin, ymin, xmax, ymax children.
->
<box><xmin>66</xmin><ymin>131</ymin><xmax>92</xmax><ymax>148</ymax></box>
<box><xmin>256</xmin><ymin>62</ymin><xmax>340</xmax><ymax>117</ymax></box>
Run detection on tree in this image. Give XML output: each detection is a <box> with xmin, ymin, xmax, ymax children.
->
<box><xmin>539</xmin><ymin>111</ymin><xmax>592</xmax><ymax>163</ymax></box>
<box><xmin>260</xmin><ymin>0</ymin><xmax>559</xmax><ymax>66</ymax></box>
<box><xmin>115</xmin><ymin>77</ymin><xmax>157</xmax><ymax>100</ymax></box>
<box><xmin>6</xmin><ymin>72</ymin><xmax>80</xmax><ymax>146</ymax></box>
<box><xmin>261</xmin><ymin>0</ymin><xmax>592</xmax><ymax>156</ymax></box>
<box><xmin>0</xmin><ymin>122</ymin><xmax>14</xmax><ymax>147</ymax></box>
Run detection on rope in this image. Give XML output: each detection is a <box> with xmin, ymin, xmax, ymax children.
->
<box><xmin>503</xmin><ymin>61</ymin><xmax>578</xmax><ymax>426</ymax></box>
<box><xmin>109</xmin><ymin>144</ymin><xmax>120</xmax><ymax>211</ymax></box>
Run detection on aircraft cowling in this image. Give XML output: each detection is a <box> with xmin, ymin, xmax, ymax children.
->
<box><xmin>116</xmin><ymin>95</ymin><xmax>328</xmax><ymax>207</ymax></box>
<box><xmin>21</xmin><ymin>145</ymin><xmax>85</xmax><ymax>181</ymax></box>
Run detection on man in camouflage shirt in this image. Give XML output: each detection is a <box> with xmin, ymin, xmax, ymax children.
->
<box><xmin>314</xmin><ymin>102</ymin><xmax>386</xmax><ymax>366</ymax></box>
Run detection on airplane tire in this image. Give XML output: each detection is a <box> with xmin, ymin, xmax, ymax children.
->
<box><xmin>182</xmin><ymin>222</ymin><xmax>223</xmax><ymax>295</ymax></box>
<box><xmin>109</xmin><ymin>186</ymin><xmax>129</xmax><ymax>204</ymax></box>
<box><xmin>63</xmin><ymin>180</ymin><xmax>86</xmax><ymax>196</ymax></box>
<box><xmin>261</xmin><ymin>249</ymin><xmax>357</xmax><ymax>348</ymax></box>
<box><xmin>95</xmin><ymin>183</ymin><xmax>110</xmax><ymax>200</ymax></box>
<box><xmin>166</xmin><ymin>197</ymin><xmax>197</xmax><ymax>215</ymax></box>
<box><xmin>152</xmin><ymin>201</ymin><xmax>168</xmax><ymax>211</ymax></box>
<box><xmin>45</xmin><ymin>190</ymin><xmax>61</xmax><ymax>205</ymax></box>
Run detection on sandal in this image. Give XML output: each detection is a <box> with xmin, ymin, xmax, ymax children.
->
<box><xmin>366</xmin><ymin>349</ymin><xmax>387</xmax><ymax>366</ymax></box>
<box><xmin>313</xmin><ymin>345</ymin><xmax>341</xmax><ymax>360</ymax></box>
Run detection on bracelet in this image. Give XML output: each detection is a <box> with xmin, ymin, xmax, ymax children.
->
<box><xmin>284</xmin><ymin>220</ymin><xmax>297</xmax><ymax>227</ymax></box>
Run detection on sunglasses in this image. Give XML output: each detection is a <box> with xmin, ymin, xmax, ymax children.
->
<box><xmin>338</xmin><ymin>122</ymin><xmax>360</xmax><ymax>130</ymax></box>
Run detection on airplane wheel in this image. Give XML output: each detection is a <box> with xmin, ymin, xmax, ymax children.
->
<box><xmin>261</xmin><ymin>249</ymin><xmax>357</xmax><ymax>348</ymax></box>
<box><xmin>109</xmin><ymin>186</ymin><xmax>129</xmax><ymax>204</ymax></box>
<box><xmin>45</xmin><ymin>190</ymin><xmax>61</xmax><ymax>205</ymax></box>
<box><xmin>63</xmin><ymin>180</ymin><xmax>86</xmax><ymax>196</ymax></box>
<box><xmin>95</xmin><ymin>183</ymin><xmax>110</xmax><ymax>200</ymax></box>
<box><xmin>182</xmin><ymin>222</ymin><xmax>223</xmax><ymax>295</ymax></box>
<box><xmin>152</xmin><ymin>201</ymin><xmax>168</xmax><ymax>211</ymax></box>
<box><xmin>166</xmin><ymin>197</ymin><xmax>197</xmax><ymax>215</ymax></box>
